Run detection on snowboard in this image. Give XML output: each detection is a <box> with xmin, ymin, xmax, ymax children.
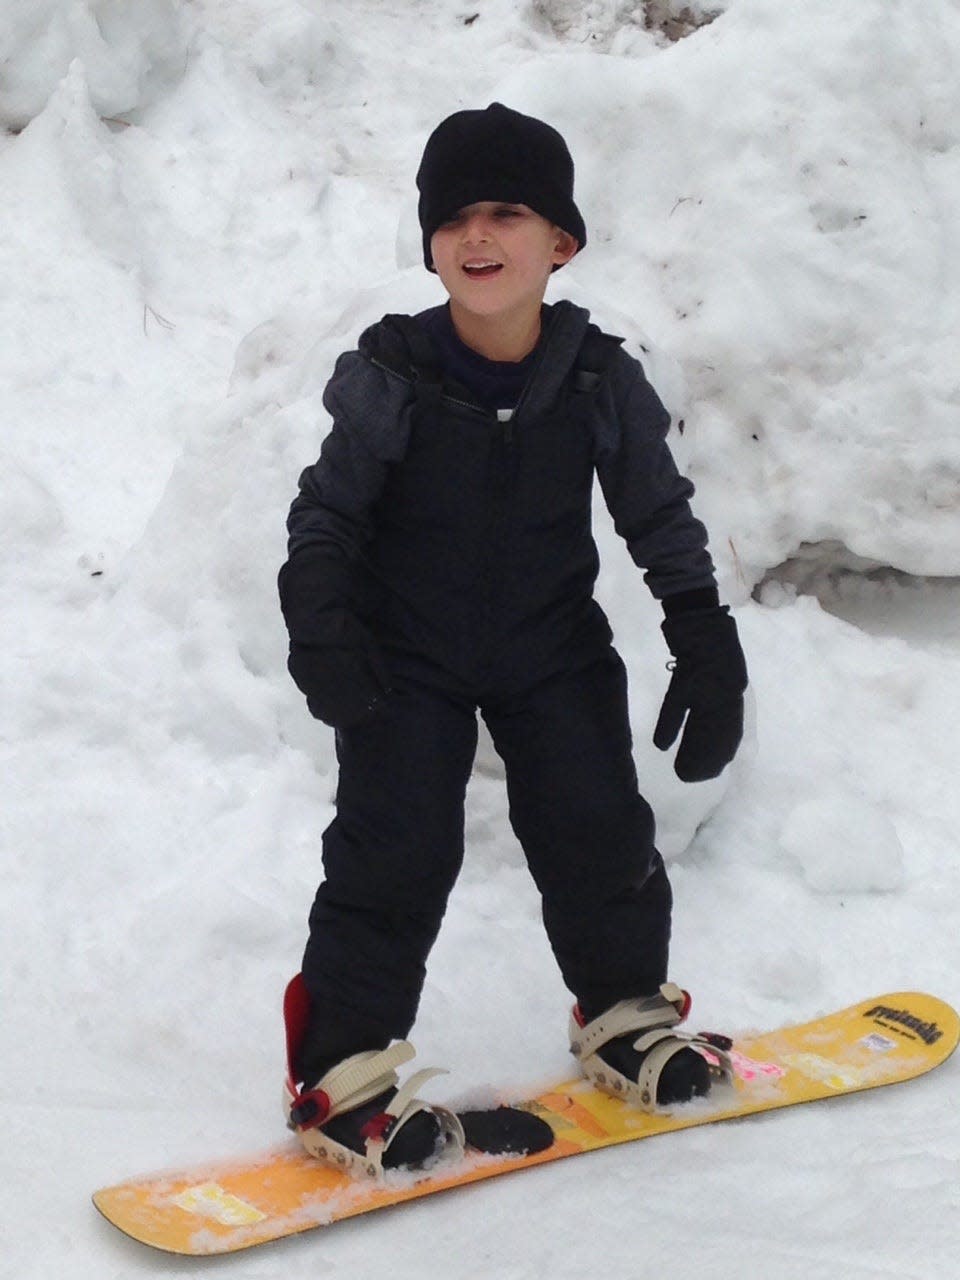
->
<box><xmin>93</xmin><ymin>991</ymin><xmax>958</xmax><ymax>1256</ymax></box>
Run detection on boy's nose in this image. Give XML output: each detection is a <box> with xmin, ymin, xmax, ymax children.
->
<box><xmin>461</xmin><ymin>214</ymin><xmax>491</xmax><ymax>243</ymax></box>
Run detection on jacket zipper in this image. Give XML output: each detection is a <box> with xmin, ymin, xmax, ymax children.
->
<box><xmin>368</xmin><ymin>352</ymin><xmax>528</xmax><ymax>672</ymax></box>
<box><xmin>368</xmin><ymin>356</ymin><xmax>523</xmax><ymax>441</ymax></box>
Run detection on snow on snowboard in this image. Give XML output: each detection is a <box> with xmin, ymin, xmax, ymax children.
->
<box><xmin>93</xmin><ymin>991</ymin><xmax>958</xmax><ymax>1256</ymax></box>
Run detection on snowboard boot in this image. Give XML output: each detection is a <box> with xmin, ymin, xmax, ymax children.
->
<box><xmin>570</xmin><ymin>983</ymin><xmax>733</xmax><ymax>1110</ymax></box>
<box><xmin>283</xmin><ymin>976</ymin><xmax>464</xmax><ymax>1178</ymax></box>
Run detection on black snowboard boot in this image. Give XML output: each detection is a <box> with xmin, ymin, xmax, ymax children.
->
<box><xmin>283</xmin><ymin>974</ymin><xmax>460</xmax><ymax>1176</ymax></box>
<box><xmin>314</xmin><ymin>1085</ymin><xmax>444</xmax><ymax>1170</ymax></box>
<box><xmin>570</xmin><ymin>983</ymin><xmax>732</xmax><ymax>1110</ymax></box>
<box><xmin>596</xmin><ymin>1030</ymin><xmax>712</xmax><ymax>1105</ymax></box>
<box><xmin>282</xmin><ymin>976</ymin><xmax>553</xmax><ymax>1174</ymax></box>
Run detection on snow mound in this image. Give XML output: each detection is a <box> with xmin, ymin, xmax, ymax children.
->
<box><xmin>0</xmin><ymin>459</ymin><xmax>63</xmax><ymax>558</ymax></box>
<box><xmin>0</xmin><ymin>0</ymin><xmax>186</xmax><ymax>130</ymax></box>
<box><xmin>494</xmin><ymin>0</ymin><xmax>960</xmax><ymax>592</ymax></box>
<box><xmin>780</xmin><ymin>787</ymin><xmax>905</xmax><ymax>895</ymax></box>
<box><xmin>531</xmin><ymin>0</ymin><xmax>721</xmax><ymax>51</ymax></box>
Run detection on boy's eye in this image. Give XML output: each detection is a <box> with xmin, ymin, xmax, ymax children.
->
<box><xmin>440</xmin><ymin>206</ymin><xmax>524</xmax><ymax>226</ymax></box>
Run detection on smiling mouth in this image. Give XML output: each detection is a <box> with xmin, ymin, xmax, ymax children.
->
<box><xmin>462</xmin><ymin>261</ymin><xmax>503</xmax><ymax>279</ymax></box>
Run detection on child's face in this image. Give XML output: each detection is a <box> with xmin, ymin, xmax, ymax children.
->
<box><xmin>430</xmin><ymin>202</ymin><xmax>578</xmax><ymax>324</ymax></box>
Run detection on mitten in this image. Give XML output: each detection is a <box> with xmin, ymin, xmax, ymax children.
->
<box><xmin>279</xmin><ymin>549</ymin><xmax>391</xmax><ymax>729</ymax></box>
<box><xmin>287</xmin><ymin>640</ymin><xmax>389</xmax><ymax>729</ymax></box>
<box><xmin>653</xmin><ymin>606</ymin><xmax>747</xmax><ymax>782</ymax></box>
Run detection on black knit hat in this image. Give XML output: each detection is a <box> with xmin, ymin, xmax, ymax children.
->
<box><xmin>416</xmin><ymin>102</ymin><xmax>586</xmax><ymax>272</ymax></box>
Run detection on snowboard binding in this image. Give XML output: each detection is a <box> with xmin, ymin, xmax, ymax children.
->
<box><xmin>283</xmin><ymin>975</ymin><xmax>464</xmax><ymax>1178</ymax></box>
<box><xmin>569</xmin><ymin>982</ymin><xmax>734</xmax><ymax>1110</ymax></box>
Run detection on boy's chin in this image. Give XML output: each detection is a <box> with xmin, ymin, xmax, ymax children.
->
<box><xmin>452</xmin><ymin>298</ymin><xmax>510</xmax><ymax>319</ymax></box>
<box><xmin>448</xmin><ymin>289</ymin><xmax>545</xmax><ymax>322</ymax></box>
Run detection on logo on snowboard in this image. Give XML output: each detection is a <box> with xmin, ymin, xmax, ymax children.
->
<box><xmin>865</xmin><ymin>1005</ymin><xmax>943</xmax><ymax>1045</ymax></box>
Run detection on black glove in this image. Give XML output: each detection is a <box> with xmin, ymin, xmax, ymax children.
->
<box><xmin>653</xmin><ymin>605</ymin><xmax>747</xmax><ymax>782</ymax></box>
<box><xmin>279</xmin><ymin>550</ymin><xmax>391</xmax><ymax>730</ymax></box>
<box><xmin>287</xmin><ymin>637</ymin><xmax>390</xmax><ymax>729</ymax></box>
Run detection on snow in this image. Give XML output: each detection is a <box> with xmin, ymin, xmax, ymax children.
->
<box><xmin>779</xmin><ymin>787</ymin><xmax>905</xmax><ymax>896</ymax></box>
<box><xmin>0</xmin><ymin>0</ymin><xmax>187</xmax><ymax>131</ymax></box>
<box><xmin>2</xmin><ymin>0</ymin><xmax>959</xmax><ymax>1274</ymax></box>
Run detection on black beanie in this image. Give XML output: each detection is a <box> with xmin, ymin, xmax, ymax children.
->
<box><xmin>416</xmin><ymin>102</ymin><xmax>587</xmax><ymax>272</ymax></box>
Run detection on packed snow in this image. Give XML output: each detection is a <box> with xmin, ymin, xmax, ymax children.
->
<box><xmin>2</xmin><ymin>0</ymin><xmax>959</xmax><ymax>1275</ymax></box>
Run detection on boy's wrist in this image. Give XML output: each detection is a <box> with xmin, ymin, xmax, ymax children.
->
<box><xmin>660</xmin><ymin>586</ymin><xmax>720</xmax><ymax>618</ymax></box>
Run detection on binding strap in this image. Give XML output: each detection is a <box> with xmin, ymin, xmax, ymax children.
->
<box><xmin>285</xmin><ymin>1043</ymin><xmax>466</xmax><ymax>1178</ymax></box>
<box><xmin>570</xmin><ymin>984</ymin><xmax>733</xmax><ymax>1112</ymax></box>
<box><xmin>570</xmin><ymin>983</ymin><xmax>689</xmax><ymax>1062</ymax></box>
<box><xmin>287</xmin><ymin>1042</ymin><xmax>415</xmax><ymax>1131</ymax></box>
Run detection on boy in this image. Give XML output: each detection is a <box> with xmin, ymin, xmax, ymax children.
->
<box><xmin>279</xmin><ymin>103</ymin><xmax>747</xmax><ymax>1175</ymax></box>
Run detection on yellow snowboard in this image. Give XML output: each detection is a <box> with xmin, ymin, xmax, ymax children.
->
<box><xmin>93</xmin><ymin>991</ymin><xmax>958</xmax><ymax>1256</ymax></box>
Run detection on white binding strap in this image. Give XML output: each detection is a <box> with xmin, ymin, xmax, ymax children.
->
<box><xmin>569</xmin><ymin>985</ymin><xmax>733</xmax><ymax>1114</ymax></box>
<box><xmin>382</xmin><ymin>1066</ymin><xmax>446</xmax><ymax>1122</ymax></box>
<box><xmin>318</xmin><ymin>1042</ymin><xmax>416</xmax><ymax>1118</ymax></box>
<box><xmin>570</xmin><ymin>985</ymin><xmax>685</xmax><ymax>1062</ymax></box>
<box><xmin>377</xmin><ymin>1068</ymin><xmax>465</xmax><ymax>1168</ymax></box>
<box><xmin>290</xmin><ymin>1045</ymin><xmax>465</xmax><ymax>1179</ymax></box>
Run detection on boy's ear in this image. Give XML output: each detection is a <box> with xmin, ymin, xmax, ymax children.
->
<box><xmin>552</xmin><ymin>227</ymin><xmax>579</xmax><ymax>267</ymax></box>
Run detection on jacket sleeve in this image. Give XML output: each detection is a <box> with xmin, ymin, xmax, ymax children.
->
<box><xmin>594</xmin><ymin>352</ymin><xmax>717</xmax><ymax>601</ymax></box>
<box><xmin>279</xmin><ymin>347</ymin><xmax>414</xmax><ymax>645</ymax></box>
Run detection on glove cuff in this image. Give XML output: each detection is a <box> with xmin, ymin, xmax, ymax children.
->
<box><xmin>660</xmin><ymin>586</ymin><xmax>720</xmax><ymax>618</ymax></box>
<box><xmin>660</xmin><ymin>607</ymin><xmax>748</xmax><ymax>694</ymax></box>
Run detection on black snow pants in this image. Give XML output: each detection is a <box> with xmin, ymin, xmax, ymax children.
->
<box><xmin>300</xmin><ymin>647</ymin><xmax>672</xmax><ymax>1067</ymax></box>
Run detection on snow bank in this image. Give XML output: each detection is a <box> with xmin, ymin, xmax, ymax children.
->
<box><xmin>533</xmin><ymin>0</ymin><xmax>724</xmax><ymax>52</ymax></box>
<box><xmin>0</xmin><ymin>0</ymin><xmax>186</xmax><ymax>130</ymax></box>
<box><xmin>491</xmin><ymin>0</ymin><xmax>960</xmax><ymax>588</ymax></box>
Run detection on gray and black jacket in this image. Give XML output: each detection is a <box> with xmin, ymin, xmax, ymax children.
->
<box><xmin>280</xmin><ymin>300</ymin><xmax>716</xmax><ymax>697</ymax></box>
